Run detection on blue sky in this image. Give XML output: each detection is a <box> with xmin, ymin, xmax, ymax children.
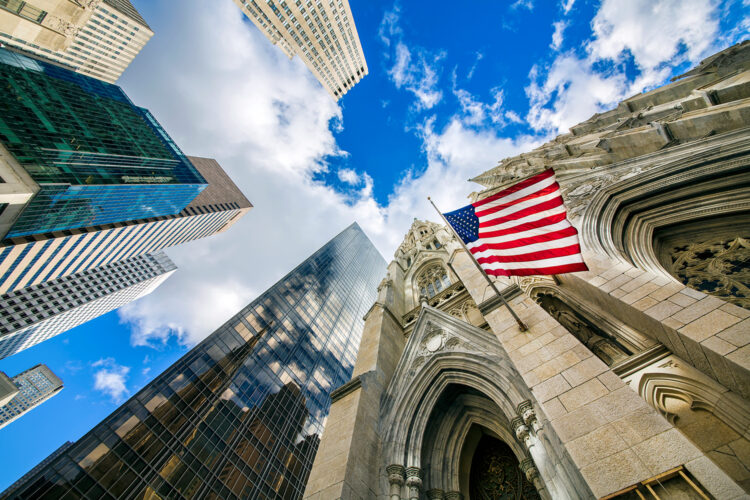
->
<box><xmin>0</xmin><ymin>0</ymin><xmax>747</xmax><ymax>490</ymax></box>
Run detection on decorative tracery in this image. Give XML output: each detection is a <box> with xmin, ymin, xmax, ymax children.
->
<box><xmin>669</xmin><ymin>236</ymin><xmax>750</xmax><ymax>309</ymax></box>
<box><xmin>417</xmin><ymin>264</ymin><xmax>451</xmax><ymax>298</ymax></box>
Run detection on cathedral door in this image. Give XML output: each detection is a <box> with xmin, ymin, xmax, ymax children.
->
<box><xmin>469</xmin><ymin>435</ymin><xmax>540</xmax><ymax>500</ymax></box>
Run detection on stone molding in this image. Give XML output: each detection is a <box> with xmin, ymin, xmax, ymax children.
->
<box><xmin>329</xmin><ymin>371</ymin><xmax>369</xmax><ymax>403</ymax></box>
<box><xmin>477</xmin><ymin>284</ymin><xmax>522</xmax><ymax>316</ymax></box>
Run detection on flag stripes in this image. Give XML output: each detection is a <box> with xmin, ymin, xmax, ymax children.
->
<box><xmin>443</xmin><ymin>168</ymin><xmax>587</xmax><ymax>277</ymax></box>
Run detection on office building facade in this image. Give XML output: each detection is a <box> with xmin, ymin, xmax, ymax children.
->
<box><xmin>0</xmin><ymin>47</ymin><xmax>207</xmax><ymax>241</ymax></box>
<box><xmin>0</xmin><ymin>156</ymin><xmax>251</xmax><ymax>295</ymax></box>
<box><xmin>0</xmin><ymin>364</ymin><xmax>62</xmax><ymax>430</ymax></box>
<box><xmin>0</xmin><ymin>251</ymin><xmax>176</xmax><ymax>360</ymax></box>
<box><xmin>0</xmin><ymin>0</ymin><xmax>152</xmax><ymax>83</ymax></box>
<box><xmin>232</xmin><ymin>0</ymin><xmax>368</xmax><ymax>99</ymax></box>
<box><xmin>3</xmin><ymin>222</ymin><xmax>385</xmax><ymax>499</ymax></box>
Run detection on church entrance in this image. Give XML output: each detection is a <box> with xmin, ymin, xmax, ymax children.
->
<box><xmin>469</xmin><ymin>435</ymin><xmax>541</xmax><ymax>500</ymax></box>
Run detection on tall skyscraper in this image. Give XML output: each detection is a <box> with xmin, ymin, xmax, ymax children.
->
<box><xmin>3</xmin><ymin>223</ymin><xmax>385</xmax><ymax>499</ymax></box>
<box><xmin>0</xmin><ymin>156</ymin><xmax>251</xmax><ymax>295</ymax></box>
<box><xmin>0</xmin><ymin>47</ymin><xmax>208</xmax><ymax>241</ymax></box>
<box><xmin>233</xmin><ymin>0</ymin><xmax>368</xmax><ymax>99</ymax></box>
<box><xmin>0</xmin><ymin>0</ymin><xmax>153</xmax><ymax>83</ymax></box>
<box><xmin>0</xmin><ymin>364</ymin><xmax>63</xmax><ymax>430</ymax></box>
<box><xmin>0</xmin><ymin>251</ymin><xmax>176</xmax><ymax>360</ymax></box>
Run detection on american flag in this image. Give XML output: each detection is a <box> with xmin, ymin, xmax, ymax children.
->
<box><xmin>443</xmin><ymin>169</ymin><xmax>588</xmax><ymax>277</ymax></box>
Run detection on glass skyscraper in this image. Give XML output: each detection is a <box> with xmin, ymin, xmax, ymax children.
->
<box><xmin>0</xmin><ymin>47</ymin><xmax>207</xmax><ymax>239</ymax></box>
<box><xmin>2</xmin><ymin>223</ymin><xmax>385</xmax><ymax>499</ymax></box>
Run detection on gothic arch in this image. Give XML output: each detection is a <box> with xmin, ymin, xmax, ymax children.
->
<box><xmin>379</xmin><ymin>307</ymin><xmax>592</xmax><ymax>499</ymax></box>
<box><xmin>579</xmin><ymin>129</ymin><xmax>750</xmax><ymax>283</ymax></box>
<box><xmin>409</xmin><ymin>259</ymin><xmax>451</xmax><ymax>305</ymax></box>
<box><xmin>638</xmin><ymin>371</ymin><xmax>750</xmax><ymax>436</ymax></box>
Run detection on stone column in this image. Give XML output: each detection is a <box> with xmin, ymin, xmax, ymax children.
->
<box><xmin>405</xmin><ymin>466</ymin><xmax>423</xmax><ymax>500</ymax></box>
<box><xmin>520</xmin><ymin>457</ymin><xmax>546</xmax><ymax>495</ymax></box>
<box><xmin>387</xmin><ymin>464</ymin><xmax>405</xmax><ymax>500</ymax></box>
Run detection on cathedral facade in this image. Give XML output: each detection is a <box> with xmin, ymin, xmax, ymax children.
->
<box><xmin>303</xmin><ymin>41</ymin><xmax>750</xmax><ymax>499</ymax></box>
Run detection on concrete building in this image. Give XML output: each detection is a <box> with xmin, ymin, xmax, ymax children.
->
<box><xmin>0</xmin><ymin>0</ymin><xmax>152</xmax><ymax>83</ymax></box>
<box><xmin>0</xmin><ymin>251</ymin><xmax>176</xmax><ymax>360</ymax></box>
<box><xmin>302</xmin><ymin>41</ymin><xmax>750</xmax><ymax>500</ymax></box>
<box><xmin>0</xmin><ymin>364</ymin><xmax>62</xmax><ymax>430</ymax></box>
<box><xmin>3</xmin><ymin>223</ymin><xmax>386</xmax><ymax>499</ymax></box>
<box><xmin>0</xmin><ymin>156</ymin><xmax>251</xmax><ymax>295</ymax></box>
<box><xmin>232</xmin><ymin>0</ymin><xmax>368</xmax><ymax>99</ymax></box>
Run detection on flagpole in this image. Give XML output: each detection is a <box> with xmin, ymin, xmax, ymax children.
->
<box><xmin>428</xmin><ymin>197</ymin><xmax>528</xmax><ymax>332</ymax></box>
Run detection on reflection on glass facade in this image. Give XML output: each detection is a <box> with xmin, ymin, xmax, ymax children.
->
<box><xmin>2</xmin><ymin>223</ymin><xmax>385</xmax><ymax>499</ymax></box>
<box><xmin>0</xmin><ymin>48</ymin><xmax>207</xmax><ymax>238</ymax></box>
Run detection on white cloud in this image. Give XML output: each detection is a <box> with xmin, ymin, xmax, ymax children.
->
<box><xmin>511</xmin><ymin>0</ymin><xmax>534</xmax><ymax>10</ymax></box>
<box><xmin>562</xmin><ymin>0</ymin><xmax>575</xmax><ymax>14</ymax></box>
<box><xmin>526</xmin><ymin>54</ymin><xmax>627</xmax><ymax>133</ymax></box>
<box><xmin>588</xmin><ymin>0</ymin><xmax>719</xmax><ymax>71</ymax></box>
<box><xmin>379</xmin><ymin>7</ymin><xmax>444</xmax><ymax>109</ymax></box>
<box><xmin>551</xmin><ymin>20</ymin><xmax>567</xmax><ymax>50</ymax></box>
<box><xmin>453</xmin><ymin>85</ymin><xmax>506</xmax><ymax>126</ymax></box>
<box><xmin>114</xmin><ymin>2</ymin><xmax>545</xmax><ymax>348</ymax></box>
<box><xmin>526</xmin><ymin>0</ymin><xmax>729</xmax><ymax>133</ymax></box>
<box><xmin>338</xmin><ymin>168</ymin><xmax>361</xmax><ymax>185</ymax></box>
<box><xmin>92</xmin><ymin>358</ymin><xmax>130</xmax><ymax>403</ymax></box>
<box><xmin>388</xmin><ymin>42</ymin><xmax>444</xmax><ymax>109</ymax></box>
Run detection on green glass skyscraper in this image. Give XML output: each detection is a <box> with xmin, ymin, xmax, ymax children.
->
<box><xmin>0</xmin><ymin>47</ymin><xmax>207</xmax><ymax>240</ymax></box>
<box><xmin>2</xmin><ymin>223</ymin><xmax>386</xmax><ymax>499</ymax></box>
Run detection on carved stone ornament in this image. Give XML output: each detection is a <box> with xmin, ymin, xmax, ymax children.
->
<box><xmin>445</xmin><ymin>493</ymin><xmax>464</xmax><ymax>500</ymax></box>
<box><xmin>405</xmin><ymin>466</ymin><xmax>423</xmax><ymax>499</ymax></box>
<box><xmin>426</xmin><ymin>489</ymin><xmax>445</xmax><ymax>500</ymax></box>
<box><xmin>386</xmin><ymin>464</ymin><xmax>405</xmax><ymax>487</ymax></box>
<box><xmin>669</xmin><ymin>236</ymin><xmax>750</xmax><ymax>309</ymax></box>
<box><xmin>516</xmin><ymin>400</ymin><xmax>538</xmax><ymax>429</ymax></box>
<box><xmin>519</xmin><ymin>458</ymin><xmax>540</xmax><ymax>483</ymax></box>
<box><xmin>511</xmin><ymin>416</ymin><xmax>530</xmax><ymax>444</ymax></box>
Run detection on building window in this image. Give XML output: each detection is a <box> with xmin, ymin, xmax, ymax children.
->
<box><xmin>417</xmin><ymin>264</ymin><xmax>451</xmax><ymax>299</ymax></box>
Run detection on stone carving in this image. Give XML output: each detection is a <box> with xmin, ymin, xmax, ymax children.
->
<box><xmin>405</xmin><ymin>466</ymin><xmax>423</xmax><ymax>500</ymax></box>
<box><xmin>669</xmin><ymin>236</ymin><xmax>750</xmax><ymax>309</ymax></box>
<box><xmin>517</xmin><ymin>400</ymin><xmax>539</xmax><ymax>431</ymax></box>
<box><xmin>536</xmin><ymin>294</ymin><xmax>630</xmax><ymax>366</ymax></box>
<box><xmin>444</xmin><ymin>493</ymin><xmax>463</xmax><ymax>500</ymax></box>
<box><xmin>426</xmin><ymin>489</ymin><xmax>445</xmax><ymax>500</ymax></box>
<box><xmin>386</xmin><ymin>464</ymin><xmax>405</xmax><ymax>499</ymax></box>
<box><xmin>511</xmin><ymin>416</ymin><xmax>530</xmax><ymax>445</ymax></box>
<box><xmin>417</xmin><ymin>264</ymin><xmax>451</xmax><ymax>299</ymax></box>
<box><xmin>520</xmin><ymin>457</ymin><xmax>540</xmax><ymax>483</ymax></box>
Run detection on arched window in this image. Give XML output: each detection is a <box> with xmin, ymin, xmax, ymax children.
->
<box><xmin>417</xmin><ymin>264</ymin><xmax>451</xmax><ymax>298</ymax></box>
<box><xmin>406</xmin><ymin>257</ymin><xmax>412</xmax><ymax>268</ymax></box>
<box><xmin>433</xmin><ymin>239</ymin><xmax>441</xmax><ymax>249</ymax></box>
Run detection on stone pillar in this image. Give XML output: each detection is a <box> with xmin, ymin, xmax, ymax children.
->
<box><xmin>303</xmin><ymin>262</ymin><xmax>407</xmax><ymax>499</ymax></box>
<box><xmin>520</xmin><ymin>457</ymin><xmax>545</xmax><ymax>495</ymax></box>
<box><xmin>387</xmin><ymin>464</ymin><xmax>405</xmax><ymax>500</ymax></box>
<box><xmin>405</xmin><ymin>466</ymin><xmax>422</xmax><ymax>500</ymax></box>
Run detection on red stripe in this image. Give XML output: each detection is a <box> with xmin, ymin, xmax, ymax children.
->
<box><xmin>476</xmin><ymin>244</ymin><xmax>582</xmax><ymax>265</ymax></box>
<box><xmin>471</xmin><ymin>226</ymin><xmax>579</xmax><ymax>253</ymax></box>
<box><xmin>474</xmin><ymin>182</ymin><xmax>560</xmax><ymax>219</ymax></box>
<box><xmin>479</xmin><ymin>213</ymin><xmax>568</xmax><ymax>239</ymax></box>
<box><xmin>478</xmin><ymin>197</ymin><xmax>564</xmax><ymax>228</ymax></box>
<box><xmin>473</xmin><ymin>169</ymin><xmax>554</xmax><ymax>209</ymax></box>
<box><xmin>485</xmin><ymin>262</ymin><xmax>589</xmax><ymax>277</ymax></box>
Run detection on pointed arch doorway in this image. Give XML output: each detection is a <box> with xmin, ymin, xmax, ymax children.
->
<box><xmin>467</xmin><ymin>431</ymin><xmax>541</xmax><ymax>500</ymax></box>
